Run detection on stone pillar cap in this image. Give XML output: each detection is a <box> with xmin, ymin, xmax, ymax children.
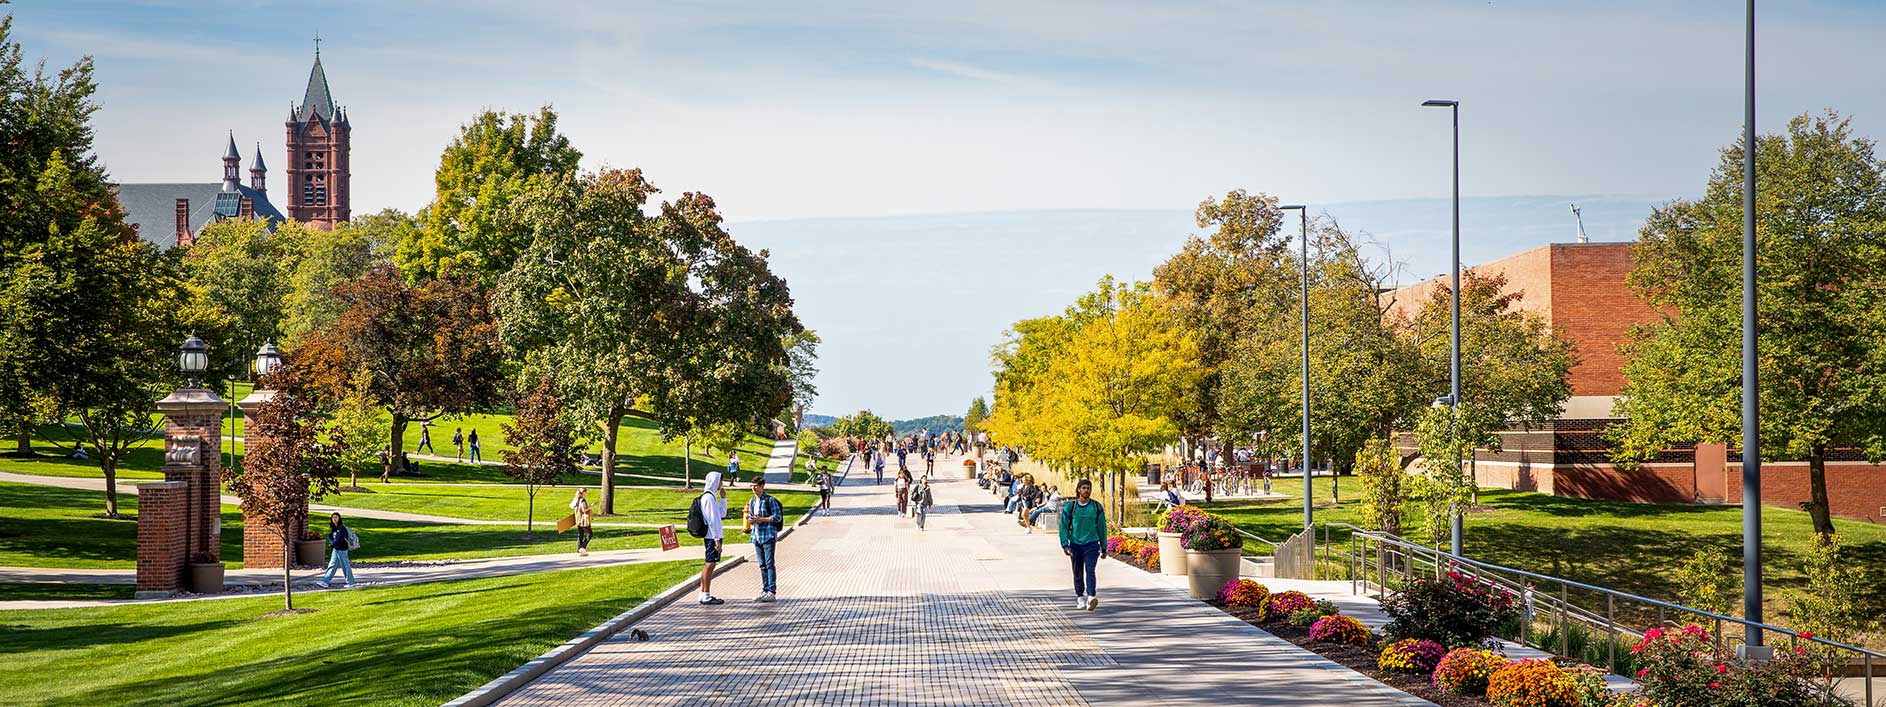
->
<box><xmin>136</xmin><ymin>480</ymin><xmax>190</xmax><ymax>490</ymax></box>
<box><xmin>156</xmin><ymin>387</ymin><xmax>227</xmax><ymax>407</ymax></box>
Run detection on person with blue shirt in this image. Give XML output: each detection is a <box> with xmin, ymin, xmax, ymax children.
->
<box><xmin>1058</xmin><ymin>478</ymin><xmax>1106</xmax><ymax>611</ymax></box>
<box><xmin>744</xmin><ymin>476</ymin><xmax>785</xmax><ymax>602</ymax></box>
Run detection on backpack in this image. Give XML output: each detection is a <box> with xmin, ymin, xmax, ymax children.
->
<box><xmin>686</xmin><ymin>493</ymin><xmax>710</xmax><ymax>538</ymax></box>
<box><xmin>345</xmin><ymin>528</ymin><xmax>361</xmax><ymax>551</ymax></box>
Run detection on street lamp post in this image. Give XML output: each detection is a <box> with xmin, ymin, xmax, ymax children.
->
<box><xmin>1279</xmin><ymin>204</ymin><xmax>1311</xmax><ymax>531</ymax></box>
<box><xmin>1422</xmin><ymin>98</ymin><xmax>1464</xmax><ymax>557</ymax></box>
<box><xmin>178</xmin><ymin>334</ymin><xmax>210</xmax><ymax>388</ymax></box>
<box><xmin>1740</xmin><ymin>0</ymin><xmax>1765</xmax><ymax>653</ymax></box>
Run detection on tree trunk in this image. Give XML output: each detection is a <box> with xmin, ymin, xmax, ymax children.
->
<box><xmin>281</xmin><ymin>528</ymin><xmax>295</xmax><ymax>611</ymax></box>
<box><xmin>14</xmin><ymin>420</ymin><xmax>30</xmax><ymax>456</ymax></box>
<box><xmin>684</xmin><ymin>437</ymin><xmax>692</xmax><ymax>489</ymax></box>
<box><xmin>525</xmin><ymin>487</ymin><xmax>536</xmax><ymax>539</ymax></box>
<box><xmin>102</xmin><ymin>457</ymin><xmax>119</xmax><ymax>518</ymax></box>
<box><xmin>384</xmin><ymin>412</ymin><xmax>408</xmax><ymax>482</ymax></box>
<box><xmin>1807</xmin><ymin>444</ymin><xmax>1834</xmax><ymax>538</ymax></box>
<box><xmin>599</xmin><ymin>402</ymin><xmax>623</xmax><ymax>515</ymax></box>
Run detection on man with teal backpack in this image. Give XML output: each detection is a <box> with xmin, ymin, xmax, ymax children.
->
<box><xmin>1058</xmin><ymin>478</ymin><xmax>1106</xmax><ymax>611</ymax></box>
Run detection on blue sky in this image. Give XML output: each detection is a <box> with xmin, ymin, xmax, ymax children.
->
<box><xmin>12</xmin><ymin>1</ymin><xmax>1886</xmax><ymax>418</ymax></box>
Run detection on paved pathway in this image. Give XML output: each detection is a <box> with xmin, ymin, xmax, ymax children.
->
<box><xmin>491</xmin><ymin>453</ymin><xmax>1435</xmax><ymax>707</ymax></box>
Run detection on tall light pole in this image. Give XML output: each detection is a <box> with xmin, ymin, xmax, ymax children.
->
<box><xmin>1740</xmin><ymin>0</ymin><xmax>1764</xmax><ymax>652</ymax></box>
<box><xmin>1280</xmin><ymin>204</ymin><xmax>1311</xmax><ymax>531</ymax></box>
<box><xmin>1422</xmin><ymin>98</ymin><xmax>1464</xmax><ymax>557</ymax></box>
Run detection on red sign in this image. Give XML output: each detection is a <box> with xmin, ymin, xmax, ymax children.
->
<box><xmin>659</xmin><ymin>524</ymin><xmax>679</xmax><ymax>551</ymax></box>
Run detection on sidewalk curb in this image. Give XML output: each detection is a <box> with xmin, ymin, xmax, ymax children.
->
<box><xmin>441</xmin><ymin>555</ymin><xmax>745</xmax><ymax>707</ymax></box>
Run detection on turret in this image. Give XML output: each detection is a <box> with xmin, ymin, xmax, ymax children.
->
<box><xmin>249</xmin><ymin>143</ymin><xmax>267</xmax><ymax>193</ymax></box>
<box><xmin>221</xmin><ymin>132</ymin><xmax>241</xmax><ymax>191</ymax></box>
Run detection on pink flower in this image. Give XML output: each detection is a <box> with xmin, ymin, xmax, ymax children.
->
<box><xmin>1644</xmin><ymin>628</ymin><xmax>1664</xmax><ymax>640</ymax></box>
<box><xmin>1637</xmin><ymin>668</ymin><xmax>1649</xmax><ymax>677</ymax></box>
<box><xmin>1715</xmin><ymin>664</ymin><xmax>1728</xmax><ymax>673</ymax></box>
<box><xmin>1708</xmin><ymin>682</ymin><xmax>1721</xmax><ymax>689</ymax></box>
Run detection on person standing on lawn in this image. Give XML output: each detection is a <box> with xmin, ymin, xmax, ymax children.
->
<box><xmin>727</xmin><ymin>450</ymin><xmax>740</xmax><ymax>481</ymax></box>
<box><xmin>745</xmin><ymin>475</ymin><xmax>784</xmax><ymax>602</ymax></box>
<box><xmin>452</xmin><ymin>427</ymin><xmax>465</xmax><ymax>462</ymax></box>
<box><xmin>468</xmin><ymin>429</ymin><xmax>482</xmax><ymax>463</ymax></box>
<box><xmin>912</xmin><ymin>475</ymin><xmax>934</xmax><ymax>530</ymax></box>
<box><xmin>697</xmin><ymin>471</ymin><xmax>728</xmax><ymax>605</ymax></box>
<box><xmin>570</xmin><ymin>488</ymin><xmax>593</xmax><ymax>557</ymax></box>
<box><xmin>315</xmin><ymin>512</ymin><xmax>356</xmax><ymax>588</ymax></box>
<box><xmin>1058</xmin><ymin>478</ymin><xmax>1106</xmax><ymax>611</ymax></box>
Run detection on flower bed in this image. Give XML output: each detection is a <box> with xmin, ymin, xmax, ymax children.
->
<box><xmin>1218</xmin><ymin>578</ymin><xmax>1270</xmax><ymax>611</ymax></box>
<box><xmin>1105</xmin><ymin>533</ymin><xmax>1160</xmax><ymax>573</ymax></box>
<box><xmin>1379</xmin><ymin>638</ymin><xmax>1448</xmax><ymax>675</ymax></box>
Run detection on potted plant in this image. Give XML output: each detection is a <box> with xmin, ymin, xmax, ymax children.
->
<box><xmin>1155</xmin><ymin>505</ymin><xmax>1209</xmax><ymax>576</ymax></box>
<box><xmin>296</xmin><ymin>527</ymin><xmax>328</xmax><ymax>567</ymax></box>
<box><xmin>188</xmin><ymin>551</ymin><xmax>224</xmax><ymax>593</ymax></box>
<box><xmin>1182</xmin><ymin>513</ymin><xmax>1243</xmax><ymax>598</ymax></box>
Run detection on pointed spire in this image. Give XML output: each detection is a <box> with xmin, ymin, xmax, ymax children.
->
<box><xmin>250</xmin><ymin>143</ymin><xmax>266</xmax><ymax>171</ymax></box>
<box><xmin>222</xmin><ymin>132</ymin><xmax>241</xmax><ymax>191</ymax></box>
<box><xmin>224</xmin><ymin>131</ymin><xmax>240</xmax><ymax>159</ymax></box>
<box><xmin>295</xmin><ymin>46</ymin><xmax>336</xmax><ymax>122</ymax></box>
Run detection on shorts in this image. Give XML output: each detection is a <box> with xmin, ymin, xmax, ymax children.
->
<box><xmin>703</xmin><ymin>538</ymin><xmax>723</xmax><ymax>563</ymax></box>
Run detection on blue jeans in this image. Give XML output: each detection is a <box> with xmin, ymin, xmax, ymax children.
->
<box><xmin>1027</xmin><ymin>506</ymin><xmax>1051</xmax><ymax>527</ymax></box>
<box><xmin>322</xmin><ymin>548</ymin><xmax>354</xmax><ymax>585</ymax></box>
<box><xmin>753</xmin><ymin>540</ymin><xmax>778</xmax><ymax>594</ymax></box>
<box><xmin>1068</xmin><ymin>541</ymin><xmax>1100</xmax><ymax>597</ymax></box>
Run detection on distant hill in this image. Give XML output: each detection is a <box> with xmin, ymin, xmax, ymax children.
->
<box><xmin>890</xmin><ymin>415</ymin><xmax>963</xmax><ymax>437</ymax></box>
<box><xmin>801</xmin><ymin>413</ymin><xmax>839</xmax><ymax>427</ymax></box>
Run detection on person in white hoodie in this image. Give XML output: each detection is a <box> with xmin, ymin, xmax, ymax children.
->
<box><xmin>697</xmin><ymin>471</ymin><xmax>729</xmax><ymax>605</ymax></box>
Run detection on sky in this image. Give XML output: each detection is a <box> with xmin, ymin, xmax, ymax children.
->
<box><xmin>12</xmin><ymin>1</ymin><xmax>1886</xmax><ymax>419</ymax></box>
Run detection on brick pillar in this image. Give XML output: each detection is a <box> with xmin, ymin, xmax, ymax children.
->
<box><xmin>135</xmin><ymin>481</ymin><xmax>190</xmax><ymax>597</ymax></box>
<box><xmin>154</xmin><ymin>388</ymin><xmax>226</xmax><ymax>563</ymax></box>
<box><xmin>237</xmin><ymin>388</ymin><xmax>306</xmax><ymax>568</ymax></box>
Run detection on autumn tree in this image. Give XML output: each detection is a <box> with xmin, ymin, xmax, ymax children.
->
<box><xmin>501</xmin><ymin>376</ymin><xmax>577</xmax><ymax>537</ymax></box>
<box><xmin>310</xmin><ymin>265</ymin><xmax>505</xmax><ymax>481</ymax></box>
<box><xmin>1608</xmin><ymin>112</ymin><xmax>1886</xmax><ymax>538</ymax></box>
<box><xmin>398</xmin><ymin>107</ymin><xmax>581</xmax><ymax>287</ymax></box>
<box><xmin>222</xmin><ymin>364</ymin><xmax>341</xmax><ymax>612</ymax></box>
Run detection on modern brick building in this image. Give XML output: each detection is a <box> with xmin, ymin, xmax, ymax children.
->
<box><xmin>113</xmin><ymin>48</ymin><xmax>348</xmax><ymax>246</ymax></box>
<box><xmin>1389</xmin><ymin>241</ymin><xmax>1886</xmax><ymax>522</ymax></box>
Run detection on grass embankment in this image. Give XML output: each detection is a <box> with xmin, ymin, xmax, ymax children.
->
<box><xmin>1204</xmin><ymin>476</ymin><xmax>1886</xmax><ymax>641</ymax></box>
<box><xmin>0</xmin><ymin>561</ymin><xmax>700</xmax><ymax>706</ymax></box>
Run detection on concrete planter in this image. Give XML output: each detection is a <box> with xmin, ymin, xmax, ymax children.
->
<box><xmin>1156</xmin><ymin>532</ymin><xmax>1189</xmax><ymax>576</ymax></box>
<box><xmin>188</xmin><ymin>562</ymin><xmax>225</xmax><ymax>593</ymax></box>
<box><xmin>1184</xmin><ymin>548</ymin><xmax>1242</xmax><ymax>599</ymax></box>
<box><xmin>296</xmin><ymin>539</ymin><xmax>328</xmax><ymax>567</ymax></box>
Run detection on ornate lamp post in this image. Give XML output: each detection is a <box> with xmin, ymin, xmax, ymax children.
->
<box><xmin>178</xmin><ymin>334</ymin><xmax>210</xmax><ymax>388</ymax></box>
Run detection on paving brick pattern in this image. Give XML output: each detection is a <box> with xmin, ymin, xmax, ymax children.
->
<box><xmin>497</xmin><ymin>455</ymin><xmax>1436</xmax><ymax>707</ymax></box>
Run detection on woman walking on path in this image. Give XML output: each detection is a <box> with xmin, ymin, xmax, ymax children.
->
<box><xmin>570</xmin><ymin>488</ymin><xmax>594</xmax><ymax>556</ymax></box>
<box><xmin>912</xmin><ymin>475</ymin><xmax>934</xmax><ymax>530</ymax></box>
<box><xmin>452</xmin><ymin>428</ymin><xmax>465</xmax><ymax>462</ymax></box>
<box><xmin>1058</xmin><ymin>479</ymin><xmax>1106</xmax><ymax>611</ymax></box>
<box><xmin>894</xmin><ymin>469</ymin><xmax>912</xmax><ymax>516</ymax></box>
<box><xmin>468</xmin><ymin>430</ymin><xmax>482</xmax><ymax>463</ymax></box>
<box><xmin>315</xmin><ymin>512</ymin><xmax>356</xmax><ymax>588</ymax></box>
<box><xmin>816</xmin><ymin>466</ymin><xmax>834</xmax><ymax>511</ymax></box>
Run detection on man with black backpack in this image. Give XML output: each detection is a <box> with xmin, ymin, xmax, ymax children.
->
<box><xmin>688</xmin><ymin>471</ymin><xmax>729</xmax><ymax>605</ymax></box>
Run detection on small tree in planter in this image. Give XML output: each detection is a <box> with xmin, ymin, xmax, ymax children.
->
<box><xmin>500</xmin><ymin>376</ymin><xmax>577</xmax><ymax>538</ymax></box>
<box><xmin>223</xmin><ymin>365</ymin><xmax>341</xmax><ymax>613</ymax></box>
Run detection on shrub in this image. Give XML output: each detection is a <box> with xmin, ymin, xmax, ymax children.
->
<box><xmin>1381</xmin><ymin>573</ymin><xmax>1519</xmax><ymax>647</ymax></box>
<box><xmin>1308</xmin><ymin>614</ymin><xmax>1370</xmax><ymax>646</ymax></box>
<box><xmin>1486</xmin><ymin>659</ymin><xmax>1580</xmax><ymax>707</ymax></box>
<box><xmin>1218</xmin><ymin>578</ymin><xmax>1271</xmax><ymax>611</ymax></box>
<box><xmin>1432</xmin><ymin>647</ymin><xmax>1509</xmax><ymax>696</ymax></box>
<box><xmin>1288</xmin><ymin>608</ymin><xmax>1328</xmax><ymax>626</ymax></box>
<box><xmin>816</xmin><ymin>436</ymin><xmax>850</xmax><ymax>459</ymax></box>
<box><xmin>1627</xmin><ymin>624</ymin><xmax>1840</xmax><ymax>707</ymax></box>
<box><xmin>1267</xmin><ymin>590</ymin><xmax>1314</xmax><ymax>617</ymax></box>
<box><xmin>1158</xmin><ymin>505</ymin><xmax>1211</xmax><ymax>535</ymax></box>
<box><xmin>1182</xmin><ymin>513</ymin><xmax>1241</xmax><ymax>551</ymax></box>
<box><xmin>1378</xmin><ymin>638</ymin><xmax>1448</xmax><ymax>675</ymax></box>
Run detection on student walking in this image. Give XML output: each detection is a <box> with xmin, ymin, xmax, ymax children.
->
<box><xmin>912</xmin><ymin>475</ymin><xmax>934</xmax><ymax>530</ymax></box>
<box><xmin>815</xmin><ymin>466</ymin><xmax>834</xmax><ymax>511</ymax></box>
<box><xmin>894</xmin><ymin>470</ymin><xmax>911</xmax><ymax>515</ymax></box>
<box><xmin>745</xmin><ymin>476</ymin><xmax>784</xmax><ymax>602</ymax></box>
<box><xmin>727</xmin><ymin>450</ymin><xmax>740</xmax><ymax>480</ymax></box>
<box><xmin>570</xmin><ymin>488</ymin><xmax>593</xmax><ymax>556</ymax></box>
<box><xmin>697</xmin><ymin>472</ymin><xmax>729</xmax><ymax>604</ymax></box>
<box><xmin>1059</xmin><ymin>478</ymin><xmax>1106</xmax><ymax>611</ymax></box>
<box><xmin>452</xmin><ymin>427</ymin><xmax>465</xmax><ymax>462</ymax></box>
<box><xmin>873</xmin><ymin>452</ymin><xmax>885</xmax><ymax>485</ymax></box>
<box><xmin>315</xmin><ymin>512</ymin><xmax>356</xmax><ymax>588</ymax></box>
<box><xmin>417</xmin><ymin>421</ymin><xmax>434</xmax><ymax>453</ymax></box>
<box><xmin>467</xmin><ymin>430</ymin><xmax>482</xmax><ymax>463</ymax></box>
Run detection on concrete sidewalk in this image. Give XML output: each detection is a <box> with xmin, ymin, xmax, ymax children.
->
<box><xmin>488</xmin><ymin>453</ymin><xmax>1435</xmax><ymax>706</ymax></box>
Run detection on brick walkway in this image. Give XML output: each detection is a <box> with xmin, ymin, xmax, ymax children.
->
<box><xmin>493</xmin><ymin>454</ymin><xmax>1435</xmax><ymax>707</ymax></box>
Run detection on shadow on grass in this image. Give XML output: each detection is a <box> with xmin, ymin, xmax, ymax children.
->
<box><xmin>0</xmin><ymin>618</ymin><xmax>246</xmax><ymax>655</ymax></box>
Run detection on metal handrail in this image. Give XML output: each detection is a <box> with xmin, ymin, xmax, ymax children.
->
<box><xmin>1325</xmin><ymin>522</ymin><xmax>1885</xmax><ymax>661</ymax></box>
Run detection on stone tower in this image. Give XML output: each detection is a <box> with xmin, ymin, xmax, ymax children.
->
<box><xmin>283</xmin><ymin>47</ymin><xmax>350</xmax><ymax>229</ymax></box>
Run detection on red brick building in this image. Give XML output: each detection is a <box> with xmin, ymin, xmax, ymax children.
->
<box><xmin>283</xmin><ymin>49</ymin><xmax>351</xmax><ymax>229</ymax></box>
<box><xmin>1389</xmin><ymin>242</ymin><xmax>1886</xmax><ymax>522</ymax></box>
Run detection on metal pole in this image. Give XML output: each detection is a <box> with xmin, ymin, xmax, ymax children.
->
<box><xmin>1279</xmin><ymin>204</ymin><xmax>1312</xmax><ymax>531</ymax></box>
<box><xmin>1449</xmin><ymin>101</ymin><xmax>1464</xmax><ymax>558</ymax></box>
<box><xmin>1740</xmin><ymin>0</ymin><xmax>1764</xmax><ymax>649</ymax></box>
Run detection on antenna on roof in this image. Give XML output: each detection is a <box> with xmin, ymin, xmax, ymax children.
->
<box><xmin>1570</xmin><ymin>203</ymin><xmax>1589</xmax><ymax>244</ymax></box>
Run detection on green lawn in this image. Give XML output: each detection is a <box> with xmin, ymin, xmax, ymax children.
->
<box><xmin>0</xmin><ymin>561</ymin><xmax>700</xmax><ymax>706</ymax></box>
<box><xmin>0</xmin><ymin>583</ymin><xmax>136</xmax><ymax>601</ymax></box>
<box><xmin>1203</xmin><ymin>477</ymin><xmax>1886</xmax><ymax>639</ymax></box>
<box><xmin>319</xmin><ymin>483</ymin><xmax>819</xmax><ymax>526</ymax></box>
<box><xmin>0</xmin><ymin>481</ymin><xmax>820</xmax><ymax>570</ymax></box>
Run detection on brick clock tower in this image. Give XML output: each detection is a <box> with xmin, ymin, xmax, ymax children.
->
<box><xmin>284</xmin><ymin>47</ymin><xmax>350</xmax><ymax>229</ymax></box>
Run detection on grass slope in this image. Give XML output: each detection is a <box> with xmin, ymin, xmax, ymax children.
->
<box><xmin>0</xmin><ymin>561</ymin><xmax>700</xmax><ymax>706</ymax></box>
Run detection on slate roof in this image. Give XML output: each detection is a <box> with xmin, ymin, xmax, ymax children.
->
<box><xmin>296</xmin><ymin>55</ymin><xmax>335</xmax><ymax>123</ymax></box>
<box><xmin>112</xmin><ymin>182</ymin><xmax>286</xmax><ymax>249</ymax></box>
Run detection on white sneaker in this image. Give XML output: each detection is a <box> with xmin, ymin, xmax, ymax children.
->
<box><xmin>1087</xmin><ymin>596</ymin><xmax>1099</xmax><ymax>611</ymax></box>
<box><xmin>1072</xmin><ymin>595</ymin><xmax>1087</xmax><ymax>610</ymax></box>
<box><xmin>315</xmin><ymin>581</ymin><xmax>330</xmax><ymax>589</ymax></box>
<box><xmin>756</xmin><ymin>592</ymin><xmax>777</xmax><ymax>603</ymax></box>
